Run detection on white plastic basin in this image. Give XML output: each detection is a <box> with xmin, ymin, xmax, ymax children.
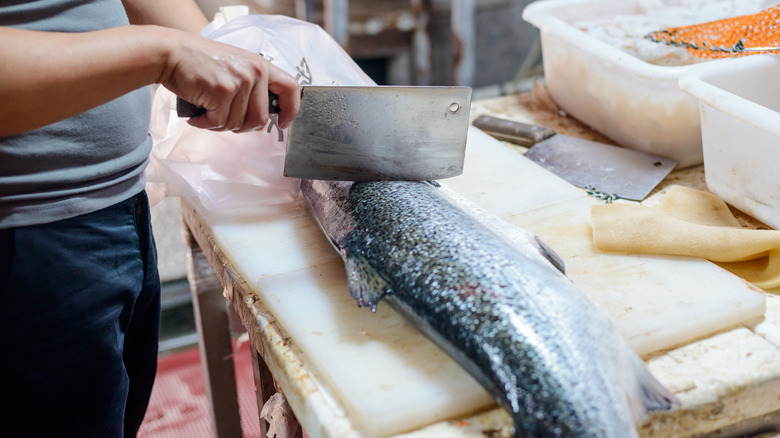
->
<box><xmin>679</xmin><ymin>54</ymin><xmax>780</xmax><ymax>229</ymax></box>
<box><xmin>523</xmin><ymin>0</ymin><xmax>712</xmax><ymax>167</ymax></box>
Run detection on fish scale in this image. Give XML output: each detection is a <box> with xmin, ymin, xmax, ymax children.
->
<box><xmin>302</xmin><ymin>179</ymin><xmax>677</xmax><ymax>437</ymax></box>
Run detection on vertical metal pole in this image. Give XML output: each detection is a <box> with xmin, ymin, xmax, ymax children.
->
<box><xmin>324</xmin><ymin>0</ymin><xmax>350</xmax><ymax>51</ymax></box>
<box><xmin>411</xmin><ymin>0</ymin><xmax>433</xmax><ymax>85</ymax></box>
<box><xmin>294</xmin><ymin>0</ymin><xmax>315</xmax><ymax>22</ymax></box>
<box><xmin>183</xmin><ymin>224</ymin><xmax>242</xmax><ymax>438</ymax></box>
<box><xmin>452</xmin><ymin>0</ymin><xmax>476</xmax><ymax>86</ymax></box>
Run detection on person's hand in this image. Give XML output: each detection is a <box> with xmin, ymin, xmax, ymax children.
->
<box><xmin>157</xmin><ymin>29</ymin><xmax>300</xmax><ymax>132</ymax></box>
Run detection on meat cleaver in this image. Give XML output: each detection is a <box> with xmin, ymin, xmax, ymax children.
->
<box><xmin>284</xmin><ymin>85</ymin><xmax>472</xmax><ymax>181</ymax></box>
<box><xmin>473</xmin><ymin>115</ymin><xmax>678</xmax><ymax>201</ymax></box>
<box><xmin>178</xmin><ymin>86</ymin><xmax>472</xmax><ymax>181</ymax></box>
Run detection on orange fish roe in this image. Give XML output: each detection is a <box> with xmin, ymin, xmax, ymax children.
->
<box><xmin>647</xmin><ymin>4</ymin><xmax>780</xmax><ymax>58</ymax></box>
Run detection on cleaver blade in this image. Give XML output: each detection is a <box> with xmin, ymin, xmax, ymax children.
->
<box><xmin>526</xmin><ymin>135</ymin><xmax>678</xmax><ymax>201</ymax></box>
<box><xmin>473</xmin><ymin>116</ymin><xmax>678</xmax><ymax>201</ymax></box>
<box><xmin>283</xmin><ymin>86</ymin><xmax>472</xmax><ymax>181</ymax></box>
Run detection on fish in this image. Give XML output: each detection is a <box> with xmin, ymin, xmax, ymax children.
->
<box><xmin>301</xmin><ymin>179</ymin><xmax>677</xmax><ymax>438</ymax></box>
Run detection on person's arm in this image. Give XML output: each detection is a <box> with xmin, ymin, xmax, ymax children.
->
<box><xmin>0</xmin><ymin>5</ymin><xmax>299</xmax><ymax>137</ymax></box>
<box><xmin>121</xmin><ymin>0</ymin><xmax>209</xmax><ymax>33</ymax></box>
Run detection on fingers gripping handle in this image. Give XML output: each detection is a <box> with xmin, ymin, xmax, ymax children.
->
<box><xmin>176</xmin><ymin>91</ymin><xmax>281</xmax><ymax>117</ymax></box>
<box><xmin>175</xmin><ymin>98</ymin><xmax>206</xmax><ymax>118</ymax></box>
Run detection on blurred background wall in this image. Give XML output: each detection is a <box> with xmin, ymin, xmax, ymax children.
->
<box><xmin>193</xmin><ymin>0</ymin><xmax>540</xmax><ymax>88</ymax></box>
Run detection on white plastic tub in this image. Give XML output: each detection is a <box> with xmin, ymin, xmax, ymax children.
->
<box><xmin>679</xmin><ymin>55</ymin><xmax>780</xmax><ymax>229</ymax></box>
<box><xmin>523</xmin><ymin>0</ymin><xmax>708</xmax><ymax>168</ymax></box>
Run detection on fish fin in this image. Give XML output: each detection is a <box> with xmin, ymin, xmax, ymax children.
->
<box><xmin>344</xmin><ymin>252</ymin><xmax>393</xmax><ymax>311</ymax></box>
<box><xmin>533</xmin><ymin>235</ymin><xmax>566</xmax><ymax>274</ymax></box>
<box><xmin>626</xmin><ymin>353</ymin><xmax>679</xmax><ymax>422</ymax></box>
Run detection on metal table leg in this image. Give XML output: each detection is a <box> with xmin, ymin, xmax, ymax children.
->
<box><xmin>183</xmin><ymin>222</ymin><xmax>243</xmax><ymax>437</ymax></box>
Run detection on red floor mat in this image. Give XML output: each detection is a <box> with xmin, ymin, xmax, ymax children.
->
<box><xmin>139</xmin><ymin>340</ymin><xmax>261</xmax><ymax>438</ymax></box>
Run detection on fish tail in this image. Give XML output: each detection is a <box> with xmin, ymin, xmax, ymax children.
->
<box><xmin>344</xmin><ymin>253</ymin><xmax>392</xmax><ymax>311</ymax></box>
<box><xmin>626</xmin><ymin>353</ymin><xmax>679</xmax><ymax>422</ymax></box>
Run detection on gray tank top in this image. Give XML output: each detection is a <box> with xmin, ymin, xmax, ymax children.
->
<box><xmin>0</xmin><ymin>0</ymin><xmax>152</xmax><ymax>228</ymax></box>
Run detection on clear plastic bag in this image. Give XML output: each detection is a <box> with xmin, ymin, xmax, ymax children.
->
<box><xmin>146</xmin><ymin>10</ymin><xmax>375</xmax><ymax>210</ymax></box>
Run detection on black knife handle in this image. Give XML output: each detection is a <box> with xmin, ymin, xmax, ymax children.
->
<box><xmin>176</xmin><ymin>91</ymin><xmax>281</xmax><ymax>118</ymax></box>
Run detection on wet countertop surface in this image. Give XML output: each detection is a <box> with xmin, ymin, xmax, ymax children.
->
<box><xmin>180</xmin><ymin>88</ymin><xmax>780</xmax><ymax>438</ymax></box>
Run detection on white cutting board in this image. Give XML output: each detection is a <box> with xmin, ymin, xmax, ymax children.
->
<box><xmin>201</xmin><ymin>127</ymin><xmax>765</xmax><ymax>438</ymax></box>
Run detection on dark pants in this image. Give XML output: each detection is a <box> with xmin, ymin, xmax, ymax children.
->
<box><xmin>0</xmin><ymin>192</ymin><xmax>161</xmax><ymax>438</ymax></box>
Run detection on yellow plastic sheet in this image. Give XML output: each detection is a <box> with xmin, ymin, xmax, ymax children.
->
<box><xmin>591</xmin><ymin>185</ymin><xmax>780</xmax><ymax>292</ymax></box>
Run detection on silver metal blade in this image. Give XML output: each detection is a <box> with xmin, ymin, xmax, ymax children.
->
<box><xmin>284</xmin><ymin>86</ymin><xmax>472</xmax><ymax>181</ymax></box>
<box><xmin>524</xmin><ymin>134</ymin><xmax>678</xmax><ymax>201</ymax></box>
